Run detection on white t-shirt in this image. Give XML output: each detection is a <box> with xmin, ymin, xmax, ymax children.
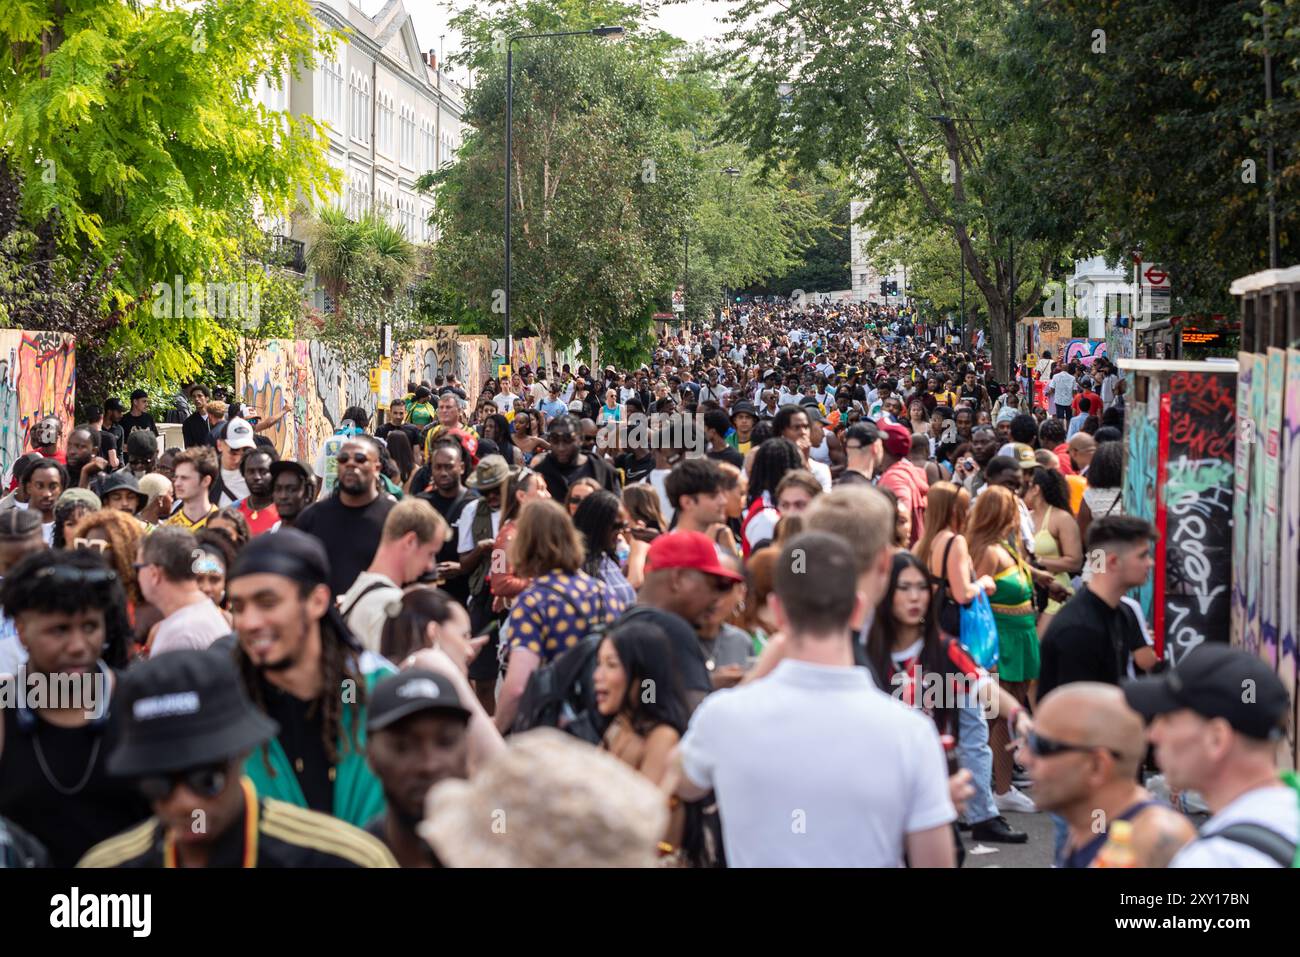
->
<box><xmin>1036</xmin><ymin>357</ymin><xmax>1054</xmax><ymax>379</ymax></box>
<box><xmin>648</xmin><ymin>468</ymin><xmax>674</xmax><ymax>524</ymax></box>
<box><xmin>1170</xmin><ymin>785</ymin><xmax>1299</xmax><ymax>868</ymax></box>
<box><xmin>494</xmin><ymin>391</ymin><xmax>518</xmax><ymax>414</ymax></box>
<box><xmin>41</xmin><ymin>521</ymin><xmax>54</xmax><ymax>546</ymax></box>
<box><xmin>807</xmin><ymin>458</ymin><xmax>833</xmax><ymax>492</ymax></box>
<box><xmin>219</xmin><ymin>466</ymin><xmax>249</xmax><ymax>506</ymax></box>
<box><xmin>1050</xmin><ymin>371</ymin><xmax>1076</xmax><ymax>406</ymax></box>
<box><xmin>456</xmin><ymin>498</ymin><xmax>502</xmax><ymax>554</ymax></box>
<box><xmin>339</xmin><ymin>571</ymin><xmax>403</xmax><ymax>654</ymax></box>
<box><xmin>150</xmin><ymin>598</ymin><xmax>230</xmax><ymax>656</ymax></box>
<box><xmin>679</xmin><ymin>658</ymin><xmax>955</xmax><ymax>867</ymax></box>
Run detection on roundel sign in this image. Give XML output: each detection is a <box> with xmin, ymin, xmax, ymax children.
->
<box><xmin>1143</xmin><ymin>265</ymin><xmax>1169</xmax><ymax>288</ymax></box>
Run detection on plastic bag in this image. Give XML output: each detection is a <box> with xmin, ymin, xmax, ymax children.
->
<box><xmin>959</xmin><ymin>590</ymin><xmax>1000</xmax><ymax>671</ymax></box>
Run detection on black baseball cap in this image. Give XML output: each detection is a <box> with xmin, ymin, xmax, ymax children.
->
<box><xmin>1123</xmin><ymin>643</ymin><xmax>1290</xmax><ymax>741</ymax></box>
<box><xmin>844</xmin><ymin>421</ymin><xmax>881</xmax><ymax>446</ymax></box>
<box><xmin>126</xmin><ymin>430</ymin><xmax>158</xmax><ymax>458</ymax></box>
<box><xmin>367</xmin><ymin>669</ymin><xmax>472</xmax><ymax>732</ymax></box>
<box><xmin>270</xmin><ymin>460</ymin><xmax>314</xmax><ymax>487</ymax></box>
<box><xmin>108</xmin><ymin>648</ymin><xmax>278</xmax><ymax>777</ymax></box>
<box><xmin>104</xmin><ymin>397</ymin><xmax>125</xmax><ymax>413</ymax></box>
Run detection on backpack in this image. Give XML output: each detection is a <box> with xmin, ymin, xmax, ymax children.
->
<box><xmin>509</xmin><ymin>581</ymin><xmax>610</xmax><ymax>745</ymax></box>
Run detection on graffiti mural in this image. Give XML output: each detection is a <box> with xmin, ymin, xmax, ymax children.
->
<box><xmin>0</xmin><ymin>331</ymin><xmax>76</xmax><ymax>479</ymax></box>
<box><xmin>1281</xmin><ymin>349</ymin><xmax>1300</xmax><ymax>759</ymax></box>
<box><xmin>1105</xmin><ymin>323</ymin><xmax>1135</xmax><ymax>362</ymax></box>
<box><xmin>1123</xmin><ymin>377</ymin><xmax>1159</xmax><ymax>624</ymax></box>
<box><xmin>238</xmin><ymin>330</ymin><xmax>552</xmax><ymax>461</ymax></box>
<box><xmin>1232</xmin><ymin>354</ymin><xmax>1254</xmax><ymax>650</ymax></box>
<box><xmin>1064</xmin><ymin>338</ymin><xmax>1109</xmax><ymax>367</ymax></box>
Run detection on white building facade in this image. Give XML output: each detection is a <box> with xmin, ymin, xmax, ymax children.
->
<box><xmin>849</xmin><ymin>200</ymin><xmax>906</xmax><ymax>305</ymax></box>
<box><xmin>257</xmin><ymin>0</ymin><xmax>466</xmax><ymax>297</ymax></box>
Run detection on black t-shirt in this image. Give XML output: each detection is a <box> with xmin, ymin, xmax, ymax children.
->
<box><xmin>420</xmin><ymin>487</ymin><xmax>478</xmax><ymax>604</ymax></box>
<box><xmin>537</xmin><ymin>454</ymin><xmax>597</xmax><ymax>503</ymax></box>
<box><xmin>707</xmin><ymin>446</ymin><xmax>745</xmax><ymax>469</ymax></box>
<box><xmin>1038</xmin><ymin>588</ymin><xmax>1148</xmax><ymax>699</ymax></box>
<box><xmin>257</xmin><ymin>674</ymin><xmax>333</xmax><ymax>816</ymax></box>
<box><xmin>616</xmin><ymin>451</ymin><xmax>656</xmax><ymax>485</ymax></box>
<box><xmin>618</xmin><ymin>605</ymin><xmax>713</xmax><ymax>701</ymax></box>
<box><xmin>118</xmin><ymin>412</ymin><xmax>158</xmax><ymax>437</ymax></box>
<box><xmin>95</xmin><ymin>427</ymin><xmax>119</xmax><ymax>460</ymax></box>
<box><xmin>182</xmin><ymin>411</ymin><xmax>212</xmax><ymax>448</ymax></box>
<box><xmin>294</xmin><ymin>493</ymin><xmax>396</xmax><ymax>596</ymax></box>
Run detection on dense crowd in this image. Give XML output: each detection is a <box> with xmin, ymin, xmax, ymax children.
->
<box><xmin>0</xmin><ymin>298</ymin><xmax>1294</xmax><ymax>869</ymax></box>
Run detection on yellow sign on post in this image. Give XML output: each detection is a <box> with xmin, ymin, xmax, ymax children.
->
<box><xmin>369</xmin><ymin>368</ymin><xmax>382</xmax><ymax>394</ymax></box>
<box><xmin>499</xmin><ymin>364</ymin><xmax>512</xmax><ymax>379</ymax></box>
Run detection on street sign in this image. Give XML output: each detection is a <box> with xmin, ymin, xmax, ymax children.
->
<box><xmin>369</xmin><ymin>368</ymin><xmax>382</xmax><ymax>394</ymax></box>
<box><xmin>1142</xmin><ymin>265</ymin><xmax>1170</xmax><ymax>289</ymax></box>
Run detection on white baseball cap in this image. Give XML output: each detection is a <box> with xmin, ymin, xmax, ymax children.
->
<box><xmin>222</xmin><ymin>417</ymin><xmax>255</xmax><ymax>450</ymax></box>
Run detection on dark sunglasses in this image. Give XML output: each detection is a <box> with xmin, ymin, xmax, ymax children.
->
<box><xmin>138</xmin><ymin>763</ymin><xmax>230</xmax><ymax>803</ymax></box>
<box><xmin>336</xmin><ymin>452</ymin><xmax>374</xmax><ymax>465</ymax></box>
<box><xmin>1028</xmin><ymin>731</ymin><xmax>1122</xmax><ymax>760</ymax></box>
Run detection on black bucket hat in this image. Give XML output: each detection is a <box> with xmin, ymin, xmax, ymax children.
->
<box><xmin>107</xmin><ymin>648</ymin><xmax>278</xmax><ymax>777</ymax></box>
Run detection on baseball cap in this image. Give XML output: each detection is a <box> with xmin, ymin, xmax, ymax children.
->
<box><xmin>877</xmin><ymin>420</ymin><xmax>911</xmax><ymax>458</ymax></box>
<box><xmin>1005</xmin><ymin>442</ymin><xmax>1037</xmax><ymax>469</ymax></box>
<box><xmin>126</xmin><ymin>430</ymin><xmax>158</xmax><ymax>458</ymax></box>
<box><xmin>107</xmin><ymin>648</ymin><xmax>279</xmax><ymax>777</ymax></box>
<box><xmin>270</xmin><ymin>460</ymin><xmax>314</xmax><ymax>487</ymax></box>
<box><xmin>1123</xmin><ymin>643</ymin><xmax>1290</xmax><ymax>741</ymax></box>
<box><xmin>645</xmin><ymin>531</ymin><xmax>744</xmax><ymax>583</ymax></box>
<box><xmin>798</xmin><ymin>397</ymin><xmax>827</xmax><ymax>423</ymax></box>
<box><xmin>104</xmin><ymin>397</ymin><xmax>125</xmax><ymax>413</ymax></box>
<box><xmin>367</xmin><ymin>669</ymin><xmax>472</xmax><ymax>732</ymax></box>
<box><xmin>222</xmin><ymin>417</ymin><xmax>255</xmax><ymax>450</ymax></box>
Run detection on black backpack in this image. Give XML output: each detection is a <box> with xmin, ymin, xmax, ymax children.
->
<box><xmin>510</xmin><ymin>582</ymin><xmax>609</xmax><ymax>745</ymax></box>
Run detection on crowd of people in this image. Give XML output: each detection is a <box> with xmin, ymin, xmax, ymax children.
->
<box><xmin>0</xmin><ymin>297</ymin><xmax>1294</xmax><ymax>869</ymax></box>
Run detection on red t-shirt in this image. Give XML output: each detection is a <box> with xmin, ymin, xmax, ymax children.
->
<box><xmin>236</xmin><ymin>498</ymin><xmax>280</xmax><ymax>536</ymax></box>
<box><xmin>1053</xmin><ymin>442</ymin><xmax>1076</xmax><ymax>476</ymax></box>
<box><xmin>1072</xmin><ymin>391</ymin><xmax>1102</xmax><ymax>417</ymax></box>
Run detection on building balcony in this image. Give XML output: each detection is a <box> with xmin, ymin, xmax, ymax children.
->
<box><xmin>268</xmin><ymin>234</ymin><xmax>307</xmax><ymax>273</ymax></box>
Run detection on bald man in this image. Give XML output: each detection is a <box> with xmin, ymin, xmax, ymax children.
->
<box><xmin>1022</xmin><ymin>683</ymin><xmax>1195</xmax><ymax>868</ymax></box>
<box><xmin>1066</xmin><ymin>433</ymin><xmax>1097</xmax><ymax>477</ymax></box>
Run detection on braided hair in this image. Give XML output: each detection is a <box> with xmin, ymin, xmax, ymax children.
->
<box><xmin>234</xmin><ymin>585</ymin><xmax>367</xmax><ymax>772</ymax></box>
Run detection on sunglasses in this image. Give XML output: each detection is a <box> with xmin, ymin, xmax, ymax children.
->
<box><xmin>138</xmin><ymin>763</ymin><xmax>230</xmax><ymax>803</ymax></box>
<box><xmin>336</xmin><ymin>453</ymin><xmax>374</xmax><ymax>465</ymax></box>
<box><xmin>1027</xmin><ymin>731</ymin><xmax>1122</xmax><ymax>761</ymax></box>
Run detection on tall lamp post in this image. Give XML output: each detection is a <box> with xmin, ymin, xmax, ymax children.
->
<box><xmin>505</xmin><ymin>25</ymin><xmax>624</xmax><ymax>365</ymax></box>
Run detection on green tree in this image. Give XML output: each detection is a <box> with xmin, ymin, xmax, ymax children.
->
<box><xmin>717</xmin><ymin>0</ymin><xmax>1091</xmax><ymax>376</ymax></box>
<box><xmin>304</xmin><ymin>208</ymin><xmax>421</xmax><ymax>368</ymax></box>
<box><xmin>2</xmin><ymin>0</ymin><xmax>338</xmax><ymax>385</ymax></box>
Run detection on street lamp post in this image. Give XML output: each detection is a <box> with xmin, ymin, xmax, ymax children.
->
<box><xmin>505</xmin><ymin>25</ymin><xmax>624</xmax><ymax>366</ymax></box>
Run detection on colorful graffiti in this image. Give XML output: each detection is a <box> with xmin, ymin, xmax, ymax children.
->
<box><xmin>1019</xmin><ymin>318</ymin><xmax>1069</xmax><ymax>364</ymax></box>
<box><xmin>1261</xmin><ymin>349</ymin><xmax>1286</xmax><ymax>667</ymax></box>
<box><xmin>1105</xmin><ymin>323</ymin><xmax>1135</xmax><ymax>362</ymax></box>
<box><xmin>238</xmin><ymin>329</ymin><xmax>552</xmax><ymax>461</ymax></box>
<box><xmin>1281</xmin><ymin>349</ymin><xmax>1300</xmax><ymax>761</ymax></box>
<box><xmin>0</xmin><ymin>331</ymin><xmax>76</xmax><ymax>479</ymax></box>
<box><xmin>1064</xmin><ymin>338</ymin><xmax>1109</xmax><ymax>367</ymax></box>
<box><xmin>1123</xmin><ymin>377</ymin><xmax>1159</xmax><ymax>623</ymax></box>
<box><xmin>1160</xmin><ymin>371</ymin><xmax>1236</xmax><ymax>665</ymax></box>
<box><xmin>1231</xmin><ymin>354</ymin><xmax>1254</xmax><ymax>650</ymax></box>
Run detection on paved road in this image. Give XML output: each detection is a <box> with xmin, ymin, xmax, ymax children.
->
<box><xmin>964</xmin><ymin>810</ymin><xmax>1056</xmax><ymax>868</ymax></box>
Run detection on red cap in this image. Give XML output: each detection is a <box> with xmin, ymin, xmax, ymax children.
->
<box><xmin>645</xmin><ymin>531</ymin><xmax>744</xmax><ymax>582</ymax></box>
<box><xmin>877</xmin><ymin>419</ymin><xmax>911</xmax><ymax>457</ymax></box>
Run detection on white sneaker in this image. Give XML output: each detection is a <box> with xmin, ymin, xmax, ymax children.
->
<box><xmin>996</xmin><ymin>786</ymin><xmax>1038</xmax><ymax>814</ymax></box>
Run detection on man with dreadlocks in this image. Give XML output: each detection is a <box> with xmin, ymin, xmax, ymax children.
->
<box><xmin>225</xmin><ymin>528</ymin><xmax>395</xmax><ymax>828</ymax></box>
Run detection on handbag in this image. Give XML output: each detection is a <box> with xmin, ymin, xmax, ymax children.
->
<box><xmin>935</xmin><ymin>535</ymin><xmax>966</xmax><ymax>637</ymax></box>
<box><xmin>959</xmin><ymin>590</ymin><xmax>1000</xmax><ymax>671</ymax></box>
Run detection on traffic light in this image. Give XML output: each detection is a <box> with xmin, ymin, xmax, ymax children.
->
<box><xmin>879</xmin><ymin>280</ymin><xmax>888</xmax><ymax>297</ymax></box>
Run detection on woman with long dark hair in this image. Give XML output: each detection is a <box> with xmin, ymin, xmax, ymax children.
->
<box><xmin>741</xmin><ymin>437</ymin><xmax>802</xmax><ymax>556</ymax></box>
<box><xmin>385</xmin><ymin>428</ymin><xmax>417</xmax><ymax>489</ymax></box>
<box><xmin>482</xmin><ymin>413</ymin><xmax>521</xmax><ymax>467</ymax></box>
<box><xmin>573</xmin><ymin>489</ymin><xmax>637</xmax><ymax>608</ymax></box>
<box><xmin>866</xmin><ymin>551</ymin><xmax>1029</xmax><ymax>843</ymax></box>
<box><xmin>488</xmin><ymin>467</ymin><xmax>551</xmax><ymax>612</ymax></box>
<box><xmin>592</xmin><ymin>620</ymin><xmax>688</xmax><ymax>857</ymax></box>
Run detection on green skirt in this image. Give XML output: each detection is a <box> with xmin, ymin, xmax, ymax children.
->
<box><xmin>991</xmin><ymin>566</ymin><xmax>1039</xmax><ymax>682</ymax></box>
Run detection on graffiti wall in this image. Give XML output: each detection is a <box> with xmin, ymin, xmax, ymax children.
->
<box><xmin>238</xmin><ymin>329</ymin><xmax>551</xmax><ymax>461</ymax></box>
<box><xmin>1019</xmin><ymin>318</ymin><xmax>1069</xmax><ymax>363</ymax></box>
<box><xmin>0</xmin><ymin>331</ymin><xmax>76</xmax><ymax>478</ymax></box>
<box><xmin>1064</xmin><ymin>338</ymin><xmax>1109</xmax><ymax>367</ymax></box>
<box><xmin>1105</xmin><ymin>323</ymin><xmax>1135</xmax><ymax>362</ymax></box>
<box><xmin>1156</xmin><ymin>370</ymin><xmax>1235</xmax><ymax>666</ymax></box>
<box><xmin>1123</xmin><ymin>374</ymin><xmax>1159</xmax><ymax>624</ymax></box>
